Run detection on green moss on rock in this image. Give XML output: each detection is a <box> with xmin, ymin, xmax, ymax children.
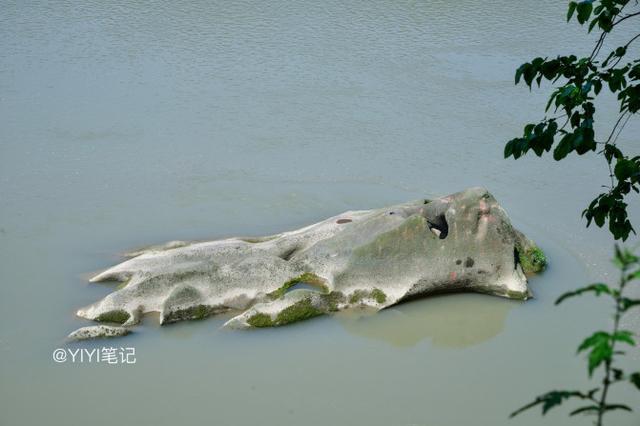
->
<box><xmin>247</xmin><ymin>292</ymin><xmax>346</xmax><ymax>328</ymax></box>
<box><xmin>275</xmin><ymin>299</ymin><xmax>323</xmax><ymax>325</ymax></box>
<box><xmin>349</xmin><ymin>289</ymin><xmax>368</xmax><ymax>304</ymax></box>
<box><xmin>518</xmin><ymin>245</ymin><xmax>547</xmax><ymax>274</ymax></box>
<box><xmin>348</xmin><ymin>288</ymin><xmax>387</xmax><ymax>304</ymax></box>
<box><xmin>163</xmin><ymin>304</ymin><xmax>216</xmax><ymax>323</ymax></box>
<box><xmin>371</xmin><ymin>288</ymin><xmax>387</xmax><ymax>304</ymax></box>
<box><xmin>323</xmin><ymin>291</ymin><xmax>345</xmax><ymax>311</ymax></box>
<box><xmin>95</xmin><ymin>310</ymin><xmax>130</xmax><ymax>324</ymax></box>
<box><xmin>247</xmin><ymin>313</ymin><xmax>274</xmax><ymax>328</ymax></box>
<box><xmin>268</xmin><ymin>272</ymin><xmax>327</xmax><ymax>299</ymax></box>
<box><xmin>505</xmin><ymin>289</ymin><xmax>529</xmax><ymax>300</ymax></box>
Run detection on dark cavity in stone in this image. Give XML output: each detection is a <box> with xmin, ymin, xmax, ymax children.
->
<box><xmin>427</xmin><ymin>213</ymin><xmax>448</xmax><ymax>239</ymax></box>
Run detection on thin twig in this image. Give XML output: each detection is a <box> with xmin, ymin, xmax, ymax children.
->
<box><xmin>613</xmin><ymin>11</ymin><xmax>640</xmax><ymax>27</ymax></box>
<box><xmin>605</xmin><ymin>112</ymin><xmax>629</xmax><ymax>145</ymax></box>
<box><xmin>608</xmin><ymin>32</ymin><xmax>640</xmax><ymax>68</ymax></box>
<box><xmin>590</xmin><ymin>32</ymin><xmax>608</xmax><ymax>61</ymax></box>
<box><xmin>596</xmin><ymin>264</ymin><xmax>627</xmax><ymax>426</ymax></box>
<box><xmin>612</xmin><ymin>113</ymin><xmax>632</xmax><ymax>145</ymax></box>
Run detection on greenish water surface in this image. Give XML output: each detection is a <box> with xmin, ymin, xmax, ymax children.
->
<box><xmin>1</xmin><ymin>1</ymin><xmax>638</xmax><ymax>425</ymax></box>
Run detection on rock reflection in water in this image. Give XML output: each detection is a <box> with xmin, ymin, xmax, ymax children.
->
<box><xmin>337</xmin><ymin>293</ymin><xmax>518</xmax><ymax>348</ymax></box>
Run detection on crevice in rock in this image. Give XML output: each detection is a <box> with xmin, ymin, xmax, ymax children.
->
<box><xmin>238</xmin><ymin>235</ymin><xmax>278</xmax><ymax>244</ymax></box>
<box><xmin>278</xmin><ymin>246</ymin><xmax>300</xmax><ymax>261</ymax></box>
<box><xmin>427</xmin><ymin>214</ymin><xmax>448</xmax><ymax>239</ymax></box>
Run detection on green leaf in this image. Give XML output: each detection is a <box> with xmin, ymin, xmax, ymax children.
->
<box><xmin>615</xmin><ymin>46</ymin><xmax>627</xmax><ymax>58</ymax></box>
<box><xmin>510</xmin><ymin>390</ymin><xmax>590</xmax><ymax>418</ymax></box>
<box><xmin>555</xmin><ymin>283</ymin><xmax>612</xmax><ymax>304</ymax></box>
<box><xmin>578</xmin><ymin>331</ymin><xmax>609</xmax><ymax>353</ymax></box>
<box><xmin>524</xmin><ymin>123</ymin><xmax>535</xmax><ymax>136</ymax></box>
<box><xmin>620</xmin><ymin>297</ymin><xmax>640</xmax><ymax>312</ymax></box>
<box><xmin>504</xmin><ymin>139</ymin><xmax>514</xmax><ymax>159</ymax></box>
<box><xmin>567</xmin><ymin>2</ymin><xmax>578</xmax><ymax>21</ymax></box>
<box><xmin>614</xmin><ymin>158</ymin><xmax>639</xmax><ymax>181</ymax></box>
<box><xmin>553</xmin><ymin>133</ymin><xmax>574</xmax><ymax>160</ymax></box>
<box><xmin>576</xmin><ymin>2</ymin><xmax>593</xmax><ymax>25</ymax></box>
<box><xmin>612</xmin><ymin>368</ymin><xmax>624</xmax><ymax>381</ymax></box>
<box><xmin>545</xmin><ymin>91</ymin><xmax>559</xmax><ymax>111</ymax></box>
<box><xmin>629</xmin><ymin>268</ymin><xmax>640</xmax><ymax>280</ymax></box>
<box><xmin>569</xmin><ymin>405</ymin><xmax>599</xmax><ymax>416</ymax></box>
<box><xmin>630</xmin><ymin>372</ymin><xmax>640</xmax><ymax>390</ymax></box>
<box><xmin>604</xmin><ymin>144</ymin><xmax>623</xmax><ymax>162</ymax></box>
<box><xmin>612</xmin><ymin>330</ymin><xmax>636</xmax><ymax>347</ymax></box>
<box><xmin>577</xmin><ymin>331</ymin><xmax>613</xmax><ymax>376</ymax></box>
<box><xmin>541</xmin><ymin>60</ymin><xmax>560</xmax><ymax>80</ymax></box>
<box><xmin>614</xmin><ymin>245</ymin><xmax>639</xmax><ymax>267</ymax></box>
<box><xmin>593</xmin><ymin>79</ymin><xmax>602</xmax><ymax>95</ymax></box>
<box><xmin>603</xmin><ymin>404</ymin><xmax>632</xmax><ymax>412</ymax></box>
<box><xmin>515</xmin><ymin>66</ymin><xmax>524</xmax><ymax>85</ymax></box>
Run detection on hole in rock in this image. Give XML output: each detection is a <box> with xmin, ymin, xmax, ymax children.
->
<box><xmin>427</xmin><ymin>214</ymin><xmax>448</xmax><ymax>239</ymax></box>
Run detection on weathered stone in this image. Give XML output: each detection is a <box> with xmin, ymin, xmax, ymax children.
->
<box><xmin>76</xmin><ymin>187</ymin><xmax>545</xmax><ymax>332</ymax></box>
<box><xmin>67</xmin><ymin>325</ymin><xmax>131</xmax><ymax>341</ymax></box>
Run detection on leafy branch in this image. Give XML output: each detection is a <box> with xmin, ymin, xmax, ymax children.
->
<box><xmin>504</xmin><ymin>0</ymin><xmax>640</xmax><ymax>241</ymax></box>
<box><xmin>511</xmin><ymin>246</ymin><xmax>640</xmax><ymax>425</ymax></box>
<box><xmin>506</xmin><ymin>3</ymin><xmax>640</xmax><ymax>425</ymax></box>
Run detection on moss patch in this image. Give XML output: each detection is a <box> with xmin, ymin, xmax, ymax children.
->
<box><xmin>505</xmin><ymin>289</ymin><xmax>529</xmax><ymax>300</ymax></box>
<box><xmin>192</xmin><ymin>305</ymin><xmax>213</xmax><ymax>320</ymax></box>
<box><xmin>323</xmin><ymin>291</ymin><xmax>346</xmax><ymax>311</ymax></box>
<box><xmin>275</xmin><ymin>299</ymin><xmax>323</xmax><ymax>326</ymax></box>
<box><xmin>349</xmin><ymin>288</ymin><xmax>387</xmax><ymax>305</ymax></box>
<box><xmin>95</xmin><ymin>310</ymin><xmax>130</xmax><ymax>324</ymax></box>
<box><xmin>247</xmin><ymin>292</ymin><xmax>349</xmax><ymax>328</ymax></box>
<box><xmin>268</xmin><ymin>272</ymin><xmax>327</xmax><ymax>299</ymax></box>
<box><xmin>371</xmin><ymin>288</ymin><xmax>387</xmax><ymax>304</ymax></box>
<box><xmin>349</xmin><ymin>289</ymin><xmax>368</xmax><ymax>304</ymax></box>
<box><xmin>517</xmin><ymin>245</ymin><xmax>547</xmax><ymax>274</ymax></box>
<box><xmin>163</xmin><ymin>304</ymin><xmax>216</xmax><ymax>323</ymax></box>
<box><xmin>247</xmin><ymin>313</ymin><xmax>274</xmax><ymax>328</ymax></box>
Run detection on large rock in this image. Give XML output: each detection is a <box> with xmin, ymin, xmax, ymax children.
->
<box><xmin>73</xmin><ymin>187</ymin><xmax>546</xmax><ymax>333</ymax></box>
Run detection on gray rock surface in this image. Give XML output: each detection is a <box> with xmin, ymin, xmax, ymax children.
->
<box><xmin>67</xmin><ymin>325</ymin><xmax>131</xmax><ymax>341</ymax></box>
<box><xmin>76</xmin><ymin>187</ymin><xmax>546</xmax><ymax>331</ymax></box>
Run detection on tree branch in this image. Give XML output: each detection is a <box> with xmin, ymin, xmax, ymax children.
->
<box><xmin>613</xmin><ymin>11</ymin><xmax>640</xmax><ymax>27</ymax></box>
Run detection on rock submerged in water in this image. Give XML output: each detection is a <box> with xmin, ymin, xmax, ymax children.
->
<box><xmin>72</xmin><ymin>187</ymin><xmax>546</xmax><ymax>334</ymax></box>
<box><xmin>67</xmin><ymin>325</ymin><xmax>131</xmax><ymax>341</ymax></box>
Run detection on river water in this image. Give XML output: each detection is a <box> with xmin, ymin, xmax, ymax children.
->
<box><xmin>1</xmin><ymin>1</ymin><xmax>638</xmax><ymax>425</ymax></box>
